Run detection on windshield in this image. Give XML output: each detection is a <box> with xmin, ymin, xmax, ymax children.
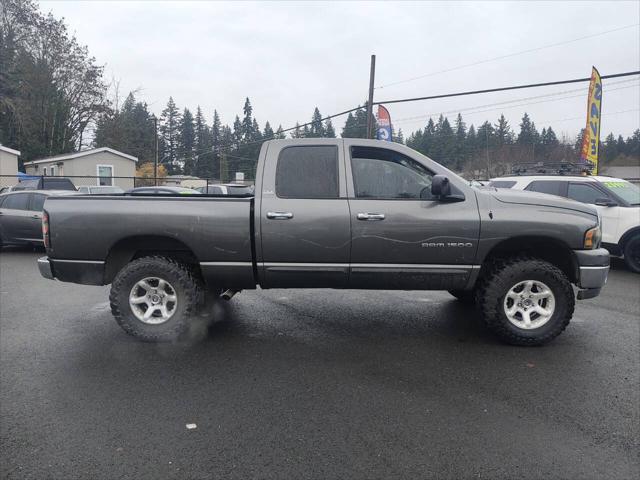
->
<box><xmin>601</xmin><ymin>180</ymin><xmax>640</xmax><ymax>205</ymax></box>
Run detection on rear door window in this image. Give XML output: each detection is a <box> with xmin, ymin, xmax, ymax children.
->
<box><xmin>3</xmin><ymin>193</ymin><xmax>31</xmax><ymax>210</ymax></box>
<box><xmin>525</xmin><ymin>180</ymin><xmax>566</xmax><ymax>197</ymax></box>
<box><xmin>276</xmin><ymin>146</ymin><xmax>339</xmax><ymax>199</ymax></box>
<box><xmin>567</xmin><ymin>183</ymin><xmax>606</xmax><ymax>204</ymax></box>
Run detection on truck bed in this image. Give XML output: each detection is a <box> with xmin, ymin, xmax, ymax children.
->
<box><xmin>44</xmin><ymin>195</ymin><xmax>256</xmax><ymax>287</ymax></box>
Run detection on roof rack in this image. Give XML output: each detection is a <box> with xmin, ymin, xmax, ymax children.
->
<box><xmin>510</xmin><ymin>161</ymin><xmax>594</xmax><ymax>176</ymax></box>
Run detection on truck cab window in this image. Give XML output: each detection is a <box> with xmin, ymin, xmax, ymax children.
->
<box><xmin>350</xmin><ymin>146</ymin><xmax>433</xmax><ymax>199</ymax></box>
<box><xmin>275</xmin><ymin>146</ymin><xmax>339</xmax><ymax>198</ymax></box>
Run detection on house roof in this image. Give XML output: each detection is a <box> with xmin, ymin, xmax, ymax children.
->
<box><xmin>23</xmin><ymin>147</ymin><xmax>137</xmax><ymax>165</ymax></box>
<box><xmin>0</xmin><ymin>145</ymin><xmax>21</xmax><ymax>156</ymax></box>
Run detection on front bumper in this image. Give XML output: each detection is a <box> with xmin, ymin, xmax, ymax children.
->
<box><xmin>574</xmin><ymin>248</ymin><xmax>610</xmax><ymax>300</ymax></box>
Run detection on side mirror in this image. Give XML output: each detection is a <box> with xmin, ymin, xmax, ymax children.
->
<box><xmin>431</xmin><ymin>175</ymin><xmax>451</xmax><ymax>198</ymax></box>
<box><xmin>595</xmin><ymin>198</ymin><xmax>617</xmax><ymax>207</ymax></box>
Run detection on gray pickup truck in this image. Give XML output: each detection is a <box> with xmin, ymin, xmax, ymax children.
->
<box><xmin>38</xmin><ymin>139</ymin><xmax>609</xmax><ymax>345</ymax></box>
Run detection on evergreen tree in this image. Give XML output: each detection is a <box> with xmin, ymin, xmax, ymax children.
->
<box><xmin>602</xmin><ymin>133</ymin><xmax>618</xmax><ymax>163</ymax></box>
<box><xmin>275</xmin><ymin>125</ymin><xmax>286</xmax><ymax>139</ymax></box>
<box><xmin>194</xmin><ymin>106</ymin><xmax>212</xmax><ymax>178</ymax></box>
<box><xmin>251</xmin><ymin>118</ymin><xmax>262</xmax><ymax>141</ymax></box>
<box><xmin>395</xmin><ymin>128</ymin><xmax>405</xmax><ymax>144</ymax></box>
<box><xmin>494</xmin><ymin>114</ymin><xmax>513</xmax><ymax>145</ymax></box>
<box><xmin>291</xmin><ymin>122</ymin><xmax>303</xmax><ymax>139</ymax></box>
<box><xmin>517</xmin><ymin>113</ymin><xmax>540</xmax><ymax>146</ymax></box>
<box><xmin>263</xmin><ymin>121</ymin><xmax>274</xmax><ymax>140</ymax></box>
<box><xmin>159</xmin><ymin>97</ymin><xmax>181</xmax><ymax>173</ymax></box>
<box><xmin>241</xmin><ymin>97</ymin><xmax>253</xmax><ymax>141</ymax></box>
<box><xmin>324</xmin><ymin>119</ymin><xmax>336</xmax><ymax>138</ymax></box>
<box><xmin>210</xmin><ymin>110</ymin><xmax>222</xmax><ymax>179</ymax></box>
<box><xmin>626</xmin><ymin>129</ymin><xmax>640</xmax><ymax>158</ymax></box>
<box><xmin>341</xmin><ymin>106</ymin><xmax>369</xmax><ymax>138</ymax></box>
<box><xmin>232</xmin><ymin>116</ymin><xmax>242</xmax><ymax>146</ymax></box>
<box><xmin>179</xmin><ymin>107</ymin><xmax>195</xmax><ymax>175</ymax></box>
<box><xmin>308</xmin><ymin>107</ymin><xmax>325</xmax><ymax>138</ymax></box>
<box><xmin>453</xmin><ymin>113</ymin><xmax>467</xmax><ymax>168</ymax></box>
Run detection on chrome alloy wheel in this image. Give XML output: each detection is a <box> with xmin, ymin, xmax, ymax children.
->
<box><xmin>503</xmin><ymin>280</ymin><xmax>555</xmax><ymax>330</ymax></box>
<box><xmin>129</xmin><ymin>277</ymin><xmax>178</xmax><ymax>324</ymax></box>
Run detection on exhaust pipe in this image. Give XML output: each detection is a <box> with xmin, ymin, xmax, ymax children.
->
<box><xmin>221</xmin><ymin>289</ymin><xmax>241</xmax><ymax>301</ymax></box>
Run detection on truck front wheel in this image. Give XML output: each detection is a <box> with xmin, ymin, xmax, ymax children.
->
<box><xmin>476</xmin><ymin>257</ymin><xmax>575</xmax><ymax>346</ymax></box>
<box><xmin>109</xmin><ymin>256</ymin><xmax>200</xmax><ymax>342</ymax></box>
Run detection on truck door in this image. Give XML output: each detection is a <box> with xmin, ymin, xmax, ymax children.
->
<box><xmin>258</xmin><ymin>142</ymin><xmax>351</xmax><ymax>288</ymax></box>
<box><xmin>345</xmin><ymin>142</ymin><xmax>480</xmax><ymax>290</ymax></box>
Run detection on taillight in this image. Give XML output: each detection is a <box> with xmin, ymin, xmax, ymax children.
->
<box><xmin>42</xmin><ymin>210</ymin><xmax>50</xmax><ymax>248</ymax></box>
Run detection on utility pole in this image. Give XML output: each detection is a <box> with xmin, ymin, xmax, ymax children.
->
<box><xmin>366</xmin><ymin>54</ymin><xmax>376</xmax><ymax>139</ymax></box>
<box><xmin>153</xmin><ymin>115</ymin><xmax>159</xmax><ymax>186</ymax></box>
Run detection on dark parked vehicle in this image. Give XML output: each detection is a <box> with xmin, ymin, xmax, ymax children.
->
<box><xmin>0</xmin><ymin>190</ymin><xmax>78</xmax><ymax>246</ymax></box>
<box><xmin>196</xmin><ymin>184</ymin><xmax>254</xmax><ymax>195</ymax></box>
<box><xmin>126</xmin><ymin>186</ymin><xmax>201</xmax><ymax>195</ymax></box>
<box><xmin>38</xmin><ymin>139</ymin><xmax>609</xmax><ymax>345</ymax></box>
<box><xmin>12</xmin><ymin>177</ymin><xmax>76</xmax><ymax>191</ymax></box>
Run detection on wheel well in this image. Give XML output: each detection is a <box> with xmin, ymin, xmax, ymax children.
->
<box><xmin>619</xmin><ymin>227</ymin><xmax>640</xmax><ymax>249</ymax></box>
<box><xmin>481</xmin><ymin>236</ymin><xmax>578</xmax><ymax>283</ymax></box>
<box><xmin>104</xmin><ymin>235</ymin><xmax>200</xmax><ymax>284</ymax></box>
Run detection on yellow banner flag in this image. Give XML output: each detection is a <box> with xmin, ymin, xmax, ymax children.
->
<box><xmin>580</xmin><ymin>67</ymin><xmax>602</xmax><ymax>173</ymax></box>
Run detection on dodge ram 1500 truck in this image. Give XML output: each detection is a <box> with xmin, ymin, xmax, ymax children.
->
<box><xmin>37</xmin><ymin>139</ymin><xmax>610</xmax><ymax>345</ymax></box>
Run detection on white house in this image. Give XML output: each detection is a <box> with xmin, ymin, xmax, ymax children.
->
<box><xmin>0</xmin><ymin>144</ymin><xmax>20</xmax><ymax>187</ymax></box>
<box><xmin>23</xmin><ymin>147</ymin><xmax>138</xmax><ymax>189</ymax></box>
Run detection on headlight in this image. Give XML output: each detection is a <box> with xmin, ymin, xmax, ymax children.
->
<box><xmin>584</xmin><ymin>226</ymin><xmax>601</xmax><ymax>249</ymax></box>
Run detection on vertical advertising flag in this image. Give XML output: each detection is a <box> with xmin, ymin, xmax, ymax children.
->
<box><xmin>377</xmin><ymin>105</ymin><xmax>392</xmax><ymax>141</ymax></box>
<box><xmin>580</xmin><ymin>67</ymin><xmax>603</xmax><ymax>173</ymax></box>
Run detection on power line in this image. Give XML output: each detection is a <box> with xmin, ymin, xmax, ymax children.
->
<box><xmin>388</xmin><ymin>77</ymin><xmax>639</xmax><ymax>124</ymax></box>
<box><xmin>375</xmin><ymin>71</ymin><xmax>640</xmax><ymax>106</ymax></box>
<box><xmin>390</xmin><ymin>82</ymin><xmax>640</xmax><ymax>127</ymax></box>
<box><xmin>376</xmin><ymin>23</ymin><xmax>639</xmax><ymax>89</ymax></box>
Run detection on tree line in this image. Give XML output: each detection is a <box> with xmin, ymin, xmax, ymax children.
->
<box><xmin>1</xmin><ymin>0</ymin><xmax>638</xmax><ymax>181</ymax></box>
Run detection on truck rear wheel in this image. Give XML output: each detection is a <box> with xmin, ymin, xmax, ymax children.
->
<box><xmin>476</xmin><ymin>257</ymin><xmax>574</xmax><ymax>346</ymax></box>
<box><xmin>623</xmin><ymin>235</ymin><xmax>640</xmax><ymax>273</ymax></box>
<box><xmin>109</xmin><ymin>256</ymin><xmax>200</xmax><ymax>342</ymax></box>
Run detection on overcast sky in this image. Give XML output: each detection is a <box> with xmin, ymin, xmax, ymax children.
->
<box><xmin>43</xmin><ymin>0</ymin><xmax>640</xmax><ymax>139</ymax></box>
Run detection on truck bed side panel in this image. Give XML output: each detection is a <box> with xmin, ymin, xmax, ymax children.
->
<box><xmin>45</xmin><ymin>196</ymin><xmax>255</xmax><ymax>287</ymax></box>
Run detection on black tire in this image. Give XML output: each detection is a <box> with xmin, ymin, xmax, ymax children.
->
<box><xmin>448</xmin><ymin>289</ymin><xmax>476</xmax><ymax>304</ymax></box>
<box><xmin>109</xmin><ymin>256</ymin><xmax>201</xmax><ymax>342</ymax></box>
<box><xmin>623</xmin><ymin>235</ymin><xmax>640</xmax><ymax>273</ymax></box>
<box><xmin>476</xmin><ymin>257</ymin><xmax>575</xmax><ymax>346</ymax></box>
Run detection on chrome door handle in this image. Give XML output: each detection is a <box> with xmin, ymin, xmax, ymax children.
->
<box><xmin>357</xmin><ymin>213</ymin><xmax>385</xmax><ymax>221</ymax></box>
<box><xmin>266</xmin><ymin>211</ymin><xmax>294</xmax><ymax>220</ymax></box>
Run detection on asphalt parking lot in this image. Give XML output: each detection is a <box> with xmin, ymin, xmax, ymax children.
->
<box><xmin>1</xmin><ymin>248</ymin><xmax>638</xmax><ymax>480</ymax></box>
